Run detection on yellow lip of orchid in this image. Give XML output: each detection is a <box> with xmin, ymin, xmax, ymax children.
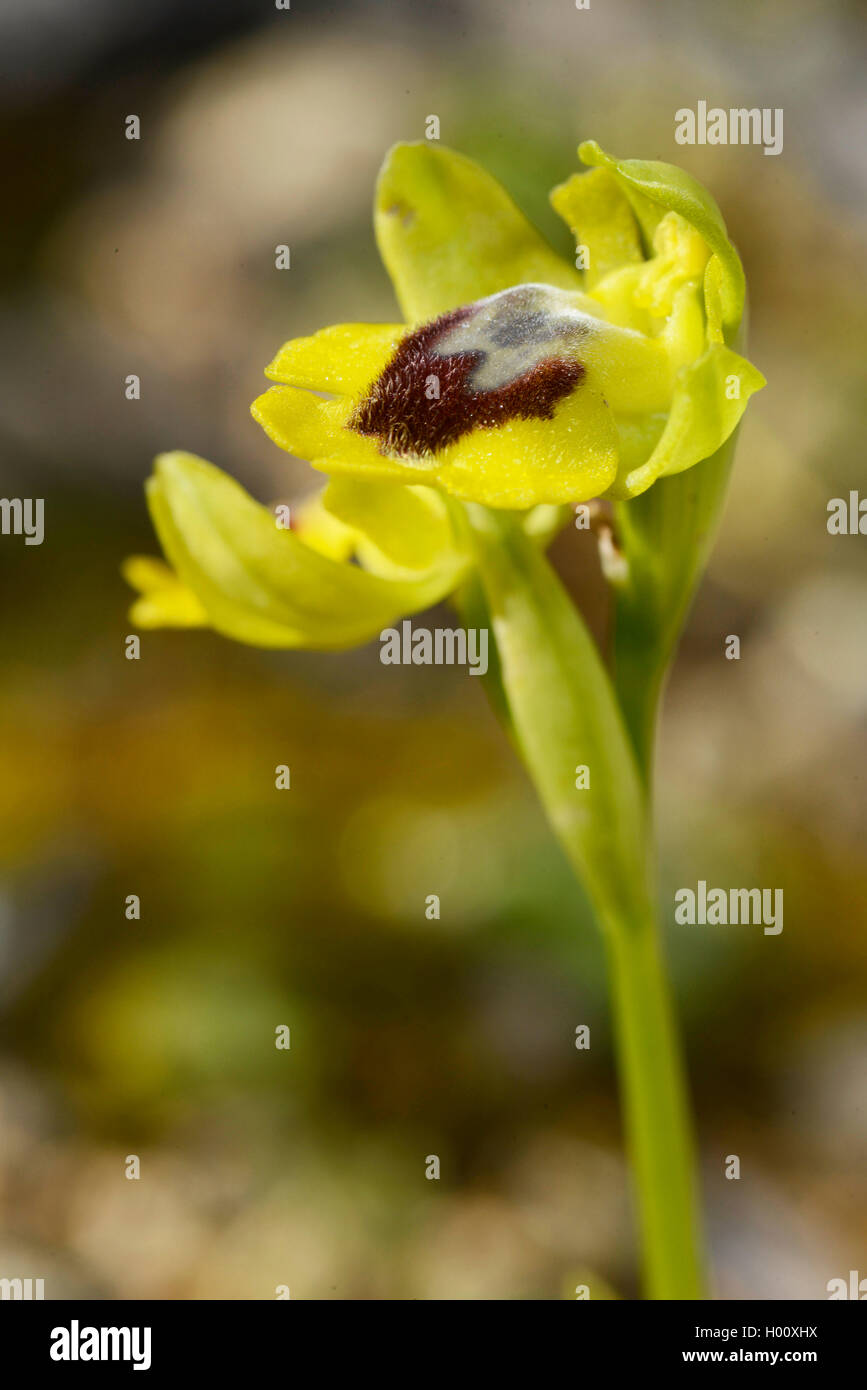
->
<box><xmin>126</xmin><ymin>138</ymin><xmax>764</xmax><ymax>650</ymax></box>
<box><xmin>251</xmin><ymin>280</ymin><xmax>680</xmax><ymax>510</ymax></box>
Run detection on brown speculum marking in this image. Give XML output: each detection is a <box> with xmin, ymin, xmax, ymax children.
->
<box><xmin>349</xmin><ymin>285</ymin><xmax>590</xmax><ymax>458</ymax></box>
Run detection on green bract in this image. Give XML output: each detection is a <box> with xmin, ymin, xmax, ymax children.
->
<box><xmin>125</xmin><ymin>140</ymin><xmax>763</xmax><ymax>650</ymax></box>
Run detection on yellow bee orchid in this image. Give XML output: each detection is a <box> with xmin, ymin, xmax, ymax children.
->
<box><xmin>126</xmin><ymin>139</ymin><xmax>763</xmax><ymax>649</ymax></box>
<box><xmin>123</xmin><ymin>137</ymin><xmax>769</xmax><ymax>1300</ymax></box>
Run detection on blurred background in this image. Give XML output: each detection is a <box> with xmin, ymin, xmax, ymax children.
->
<box><xmin>0</xmin><ymin>0</ymin><xmax>865</xmax><ymax>1299</ymax></box>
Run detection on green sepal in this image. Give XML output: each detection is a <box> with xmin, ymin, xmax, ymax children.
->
<box><xmin>375</xmin><ymin>141</ymin><xmax>582</xmax><ymax>323</ymax></box>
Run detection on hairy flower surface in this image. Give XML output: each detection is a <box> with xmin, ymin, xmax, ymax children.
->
<box><xmin>126</xmin><ymin>140</ymin><xmax>763</xmax><ymax>648</ymax></box>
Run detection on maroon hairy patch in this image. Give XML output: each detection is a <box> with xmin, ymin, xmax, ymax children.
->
<box><xmin>348</xmin><ymin>303</ymin><xmax>585</xmax><ymax>458</ymax></box>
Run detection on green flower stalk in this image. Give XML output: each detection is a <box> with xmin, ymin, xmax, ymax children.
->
<box><xmin>124</xmin><ymin>139</ymin><xmax>764</xmax><ymax>1299</ymax></box>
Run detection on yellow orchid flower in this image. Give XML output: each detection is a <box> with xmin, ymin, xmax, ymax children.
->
<box><xmin>123</xmin><ymin>139</ymin><xmax>770</xmax><ymax>1300</ymax></box>
<box><xmin>252</xmin><ymin>139</ymin><xmax>764</xmax><ymax>508</ymax></box>
<box><xmin>126</xmin><ymin>139</ymin><xmax>762</xmax><ymax>651</ymax></box>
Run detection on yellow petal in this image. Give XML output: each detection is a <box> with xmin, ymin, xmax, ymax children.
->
<box><xmin>291</xmin><ymin>490</ymin><xmax>356</xmax><ymax>561</ymax></box>
<box><xmin>578</xmin><ymin>140</ymin><xmax>746</xmax><ymax>334</ymax></box>
<box><xmin>251</xmin><ymin>385</ymin><xmax>420</xmax><ymax>483</ymax></box>
<box><xmin>143</xmin><ymin>452</ymin><xmax>467</xmax><ymax>649</ymax></box>
<box><xmin>121</xmin><ymin>555</ymin><xmax>208</xmax><ymax>628</ymax></box>
<box><xmin>608</xmin><ymin>345</ymin><xmax>765</xmax><ymax>498</ymax></box>
<box><xmin>550</xmin><ymin>166</ymin><xmax>644</xmax><ymax>287</ymax></box>
<box><xmin>322</xmin><ymin>478</ymin><xmax>462</xmax><ymax>579</ymax></box>
<box><xmin>432</xmin><ymin>385</ymin><xmax>619</xmax><ymax>508</ymax></box>
<box><xmin>265</xmin><ymin>322</ymin><xmax>405</xmax><ymax>394</ymax></box>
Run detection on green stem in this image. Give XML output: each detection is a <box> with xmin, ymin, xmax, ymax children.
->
<box><xmin>610</xmin><ymin>594</ymin><xmax>669</xmax><ymax>786</ymax></box>
<box><xmin>600</xmin><ymin>903</ymin><xmax>705</xmax><ymax>1298</ymax></box>
<box><xmin>555</xmin><ymin>833</ymin><xmax>706</xmax><ymax>1299</ymax></box>
<box><xmin>612</xmin><ymin>408</ymin><xmax>744</xmax><ymax>783</ymax></box>
<box><xmin>466</xmin><ymin>505</ymin><xmax>705</xmax><ymax>1299</ymax></box>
